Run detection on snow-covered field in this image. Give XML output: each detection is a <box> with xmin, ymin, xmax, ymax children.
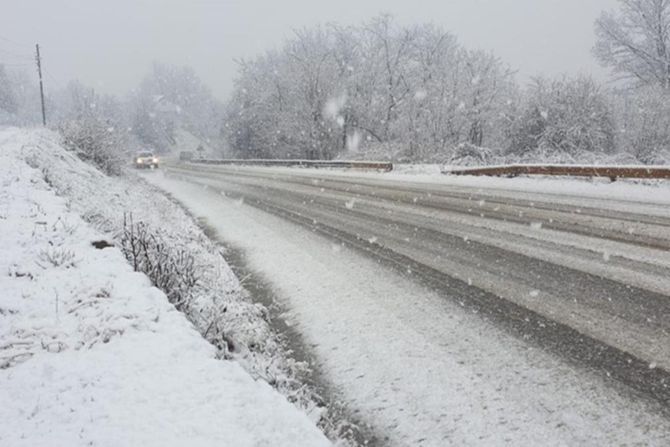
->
<box><xmin>0</xmin><ymin>128</ymin><xmax>329</xmax><ymax>446</ymax></box>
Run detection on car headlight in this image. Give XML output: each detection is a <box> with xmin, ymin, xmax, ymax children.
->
<box><xmin>152</xmin><ymin>157</ymin><xmax>159</xmax><ymax>163</ymax></box>
<box><xmin>136</xmin><ymin>159</ymin><xmax>143</xmax><ymax>163</ymax></box>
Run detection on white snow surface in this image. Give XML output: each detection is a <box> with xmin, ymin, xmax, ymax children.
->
<box><xmin>145</xmin><ymin>168</ymin><xmax>670</xmax><ymax>447</ymax></box>
<box><xmin>0</xmin><ymin>128</ymin><xmax>329</xmax><ymax>447</ymax></box>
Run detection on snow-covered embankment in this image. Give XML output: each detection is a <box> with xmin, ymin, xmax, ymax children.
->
<box><xmin>0</xmin><ymin>128</ymin><xmax>330</xmax><ymax>446</ymax></box>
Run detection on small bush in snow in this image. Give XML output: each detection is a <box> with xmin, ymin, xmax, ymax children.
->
<box><xmin>37</xmin><ymin>247</ymin><xmax>77</xmax><ymax>269</ymax></box>
<box><xmin>119</xmin><ymin>214</ymin><xmax>199</xmax><ymax>311</ymax></box>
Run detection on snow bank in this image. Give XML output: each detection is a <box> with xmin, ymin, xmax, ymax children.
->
<box><xmin>9</xmin><ymin>128</ymin><xmax>325</xmax><ymax>417</ymax></box>
<box><xmin>0</xmin><ymin>128</ymin><xmax>329</xmax><ymax>446</ymax></box>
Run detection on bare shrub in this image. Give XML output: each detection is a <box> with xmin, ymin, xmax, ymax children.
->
<box><xmin>37</xmin><ymin>247</ymin><xmax>77</xmax><ymax>268</ymax></box>
<box><xmin>118</xmin><ymin>214</ymin><xmax>199</xmax><ymax>311</ymax></box>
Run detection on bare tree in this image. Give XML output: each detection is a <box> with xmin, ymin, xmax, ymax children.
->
<box><xmin>614</xmin><ymin>85</ymin><xmax>670</xmax><ymax>162</ymax></box>
<box><xmin>461</xmin><ymin>50</ymin><xmax>515</xmax><ymax>148</ymax></box>
<box><xmin>595</xmin><ymin>0</ymin><xmax>670</xmax><ymax>89</ymax></box>
<box><xmin>365</xmin><ymin>15</ymin><xmax>415</xmax><ymax>142</ymax></box>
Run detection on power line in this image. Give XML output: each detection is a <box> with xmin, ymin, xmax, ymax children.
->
<box><xmin>0</xmin><ymin>61</ymin><xmax>33</xmax><ymax>68</ymax></box>
<box><xmin>0</xmin><ymin>33</ymin><xmax>30</xmax><ymax>47</ymax></box>
<box><xmin>43</xmin><ymin>68</ymin><xmax>64</xmax><ymax>90</ymax></box>
<box><xmin>0</xmin><ymin>47</ymin><xmax>33</xmax><ymax>60</ymax></box>
<box><xmin>0</xmin><ymin>58</ymin><xmax>34</xmax><ymax>66</ymax></box>
<box><xmin>0</xmin><ymin>56</ymin><xmax>34</xmax><ymax>64</ymax></box>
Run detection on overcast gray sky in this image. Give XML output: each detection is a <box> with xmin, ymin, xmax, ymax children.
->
<box><xmin>0</xmin><ymin>0</ymin><xmax>620</xmax><ymax>100</ymax></box>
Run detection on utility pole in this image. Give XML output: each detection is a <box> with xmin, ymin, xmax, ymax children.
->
<box><xmin>35</xmin><ymin>43</ymin><xmax>46</xmax><ymax>126</ymax></box>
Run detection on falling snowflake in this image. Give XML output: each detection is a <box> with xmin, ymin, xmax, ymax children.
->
<box><xmin>414</xmin><ymin>90</ymin><xmax>427</xmax><ymax>101</ymax></box>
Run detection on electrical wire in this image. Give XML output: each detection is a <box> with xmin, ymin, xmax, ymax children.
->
<box><xmin>0</xmin><ymin>34</ymin><xmax>31</xmax><ymax>47</ymax></box>
<box><xmin>0</xmin><ymin>61</ymin><xmax>33</xmax><ymax>68</ymax></box>
<box><xmin>0</xmin><ymin>46</ymin><xmax>33</xmax><ymax>60</ymax></box>
<box><xmin>43</xmin><ymin>68</ymin><xmax>64</xmax><ymax>90</ymax></box>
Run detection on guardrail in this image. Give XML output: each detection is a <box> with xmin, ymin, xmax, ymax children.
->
<box><xmin>442</xmin><ymin>164</ymin><xmax>670</xmax><ymax>180</ymax></box>
<box><xmin>188</xmin><ymin>158</ymin><xmax>393</xmax><ymax>172</ymax></box>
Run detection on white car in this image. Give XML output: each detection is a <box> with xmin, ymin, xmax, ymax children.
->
<box><xmin>134</xmin><ymin>151</ymin><xmax>159</xmax><ymax>169</ymax></box>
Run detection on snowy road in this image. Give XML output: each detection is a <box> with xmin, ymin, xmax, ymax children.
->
<box><xmin>145</xmin><ymin>163</ymin><xmax>670</xmax><ymax>446</ymax></box>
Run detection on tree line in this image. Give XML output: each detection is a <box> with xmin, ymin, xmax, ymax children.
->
<box><xmin>224</xmin><ymin>1</ymin><xmax>670</xmax><ymax>165</ymax></box>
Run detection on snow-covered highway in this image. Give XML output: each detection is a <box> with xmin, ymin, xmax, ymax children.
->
<box><xmin>144</xmin><ymin>162</ymin><xmax>670</xmax><ymax>446</ymax></box>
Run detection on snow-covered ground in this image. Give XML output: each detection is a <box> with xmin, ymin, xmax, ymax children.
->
<box><xmin>145</xmin><ymin>168</ymin><xmax>670</xmax><ymax>447</ymax></box>
<box><xmin>0</xmin><ymin>128</ymin><xmax>330</xmax><ymax>446</ymax></box>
